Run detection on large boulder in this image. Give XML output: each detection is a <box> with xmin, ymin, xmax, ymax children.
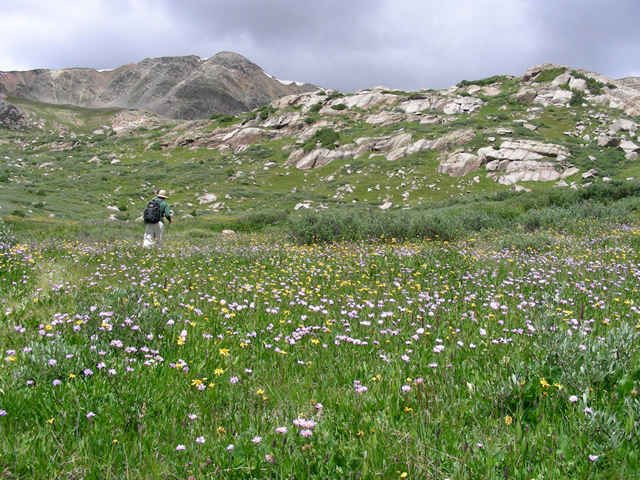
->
<box><xmin>515</xmin><ymin>88</ymin><xmax>537</xmax><ymax>103</ymax></box>
<box><xmin>533</xmin><ymin>88</ymin><xmax>573</xmax><ymax>107</ymax></box>
<box><xmin>428</xmin><ymin>129</ymin><xmax>476</xmax><ymax>151</ymax></box>
<box><xmin>561</xmin><ymin>167</ymin><xmax>581</xmax><ymax>179</ymax></box>
<box><xmin>374</xmin><ymin>133</ymin><xmax>413</xmax><ymax>152</ymax></box>
<box><xmin>386</xmin><ymin>139</ymin><xmax>432</xmax><ymax>161</ymax></box>
<box><xmin>480</xmin><ymin>139</ymin><xmax>567</xmax><ymax>163</ymax></box>
<box><xmin>294</xmin><ymin>148</ymin><xmax>354</xmax><ymax>170</ymax></box>
<box><xmin>497</xmin><ymin>161</ymin><xmax>561</xmax><ymax>185</ymax></box>
<box><xmin>568</xmin><ymin>77</ymin><xmax>588</xmax><ymax>91</ymax></box>
<box><xmin>0</xmin><ymin>100</ymin><xmax>31</xmax><ymax>129</ymax></box>
<box><xmin>442</xmin><ymin>97</ymin><xmax>484</xmax><ymax>114</ymax></box>
<box><xmin>262</xmin><ymin>113</ymin><xmax>303</xmax><ymax>130</ymax></box>
<box><xmin>597</xmin><ymin>136</ymin><xmax>621</xmax><ymax>148</ymax></box>
<box><xmin>197</xmin><ymin>193</ymin><xmax>217</xmax><ymax>205</ymax></box>
<box><xmin>365</xmin><ymin>111</ymin><xmax>406</xmax><ymax>127</ymax></box>
<box><xmin>381</xmin><ymin>129</ymin><xmax>475</xmax><ymax>162</ymax></box>
<box><xmin>326</xmin><ymin>92</ymin><xmax>401</xmax><ymax>111</ymax></box>
<box><xmin>618</xmin><ymin>140</ymin><xmax>640</xmax><ymax>153</ymax></box>
<box><xmin>609</xmin><ymin>118</ymin><xmax>638</xmax><ymax>134</ymax></box>
<box><xmin>227</xmin><ymin>127</ymin><xmax>271</xmax><ymax>149</ymax></box>
<box><xmin>437</xmin><ymin>153</ymin><xmax>483</xmax><ymax>177</ymax></box>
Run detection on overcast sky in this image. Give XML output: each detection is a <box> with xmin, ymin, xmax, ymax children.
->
<box><xmin>2</xmin><ymin>0</ymin><xmax>640</xmax><ymax>92</ymax></box>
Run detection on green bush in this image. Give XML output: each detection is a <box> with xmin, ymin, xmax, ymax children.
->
<box><xmin>309</xmin><ymin>103</ymin><xmax>323</xmax><ymax>114</ymax></box>
<box><xmin>283</xmin><ymin>183</ymin><xmax>640</xmax><ymax>244</ymax></box>
<box><xmin>234</xmin><ymin>209</ymin><xmax>288</xmax><ymax>232</ymax></box>
<box><xmin>571</xmin><ymin>71</ymin><xmax>607</xmax><ymax>96</ymax></box>
<box><xmin>209</xmin><ymin>113</ymin><xmax>235</xmax><ymax>123</ymax></box>
<box><xmin>258</xmin><ymin>105</ymin><xmax>277</xmax><ymax>120</ymax></box>
<box><xmin>242</xmin><ymin>111</ymin><xmax>257</xmax><ymax>125</ymax></box>
<box><xmin>569</xmin><ymin>88</ymin><xmax>587</xmax><ymax>107</ymax></box>
<box><xmin>532</xmin><ymin>67</ymin><xmax>567</xmax><ymax>83</ymax></box>
<box><xmin>519</xmin><ymin>200</ymin><xmax>635</xmax><ymax>233</ymax></box>
<box><xmin>457</xmin><ymin>75</ymin><xmax>510</xmax><ymax>88</ymax></box>
<box><xmin>286</xmin><ymin>210</ymin><xmax>461</xmax><ymax>244</ymax></box>
<box><xmin>331</xmin><ymin>104</ymin><xmax>347</xmax><ymax>111</ymax></box>
<box><xmin>302</xmin><ymin>127</ymin><xmax>340</xmax><ymax>151</ymax></box>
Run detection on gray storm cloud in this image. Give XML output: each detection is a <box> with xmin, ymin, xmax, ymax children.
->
<box><xmin>1</xmin><ymin>0</ymin><xmax>639</xmax><ymax>92</ymax></box>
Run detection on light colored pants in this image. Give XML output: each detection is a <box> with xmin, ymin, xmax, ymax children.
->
<box><xmin>143</xmin><ymin>222</ymin><xmax>165</xmax><ymax>248</ymax></box>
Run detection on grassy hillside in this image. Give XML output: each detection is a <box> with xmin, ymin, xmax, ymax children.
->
<box><xmin>2</xmin><ymin>67</ymin><xmax>640</xmax><ymax>228</ymax></box>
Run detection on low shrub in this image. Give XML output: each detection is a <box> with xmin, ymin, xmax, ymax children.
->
<box><xmin>569</xmin><ymin>88</ymin><xmax>587</xmax><ymax>107</ymax></box>
<box><xmin>209</xmin><ymin>113</ymin><xmax>236</xmax><ymax>123</ymax></box>
<box><xmin>532</xmin><ymin>67</ymin><xmax>567</xmax><ymax>83</ymax></box>
<box><xmin>457</xmin><ymin>75</ymin><xmax>510</xmax><ymax>88</ymax></box>
<box><xmin>287</xmin><ymin>210</ymin><xmax>461</xmax><ymax>244</ymax></box>
<box><xmin>234</xmin><ymin>209</ymin><xmax>288</xmax><ymax>232</ymax></box>
<box><xmin>302</xmin><ymin>128</ymin><xmax>340</xmax><ymax>151</ymax></box>
<box><xmin>309</xmin><ymin>103</ymin><xmax>323</xmax><ymax>114</ymax></box>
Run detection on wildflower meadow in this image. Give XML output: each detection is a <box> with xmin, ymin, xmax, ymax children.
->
<box><xmin>0</xmin><ymin>216</ymin><xmax>639</xmax><ymax>479</ymax></box>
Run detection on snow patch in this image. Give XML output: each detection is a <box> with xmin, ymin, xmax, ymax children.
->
<box><xmin>265</xmin><ymin>72</ymin><xmax>305</xmax><ymax>87</ymax></box>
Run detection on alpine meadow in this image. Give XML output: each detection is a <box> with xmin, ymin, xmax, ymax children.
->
<box><xmin>1</xmin><ymin>56</ymin><xmax>640</xmax><ymax>479</ymax></box>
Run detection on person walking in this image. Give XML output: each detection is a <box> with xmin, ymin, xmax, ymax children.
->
<box><xmin>142</xmin><ymin>189</ymin><xmax>172</xmax><ymax>248</ymax></box>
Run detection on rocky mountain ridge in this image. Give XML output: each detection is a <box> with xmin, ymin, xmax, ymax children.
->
<box><xmin>0</xmin><ymin>52</ymin><xmax>316</xmax><ymax>120</ymax></box>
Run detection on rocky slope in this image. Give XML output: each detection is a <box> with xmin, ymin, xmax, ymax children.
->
<box><xmin>0</xmin><ymin>52</ymin><xmax>316</xmax><ymax>120</ymax></box>
<box><xmin>1</xmin><ymin>62</ymin><xmax>640</xmax><ymax>220</ymax></box>
<box><xmin>156</xmin><ymin>63</ymin><xmax>640</xmax><ymax>187</ymax></box>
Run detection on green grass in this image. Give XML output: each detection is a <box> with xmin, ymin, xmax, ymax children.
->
<box><xmin>1</xmin><ymin>213</ymin><xmax>640</xmax><ymax>478</ymax></box>
<box><xmin>532</xmin><ymin>67</ymin><xmax>567</xmax><ymax>83</ymax></box>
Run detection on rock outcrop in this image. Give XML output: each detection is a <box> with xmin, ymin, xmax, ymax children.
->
<box><xmin>0</xmin><ymin>100</ymin><xmax>30</xmax><ymax>129</ymax></box>
<box><xmin>437</xmin><ymin>153</ymin><xmax>483</xmax><ymax>177</ymax></box>
<box><xmin>519</xmin><ymin>63</ymin><xmax>640</xmax><ymax>116</ymax></box>
<box><xmin>436</xmin><ymin>138</ymin><xmax>573</xmax><ymax>184</ymax></box>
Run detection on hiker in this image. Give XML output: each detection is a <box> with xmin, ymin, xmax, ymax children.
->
<box><xmin>142</xmin><ymin>189</ymin><xmax>172</xmax><ymax>248</ymax></box>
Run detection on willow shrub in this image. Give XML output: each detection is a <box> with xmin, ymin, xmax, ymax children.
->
<box><xmin>287</xmin><ymin>209</ymin><xmax>478</xmax><ymax>244</ymax></box>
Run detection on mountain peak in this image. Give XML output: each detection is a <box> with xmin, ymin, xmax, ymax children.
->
<box><xmin>0</xmin><ymin>52</ymin><xmax>316</xmax><ymax>120</ymax></box>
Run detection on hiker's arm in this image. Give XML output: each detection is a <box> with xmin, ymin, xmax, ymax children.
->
<box><xmin>162</xmin><ymin>202</ymin><xmax>172</xmax><ymax>222</ymax></box>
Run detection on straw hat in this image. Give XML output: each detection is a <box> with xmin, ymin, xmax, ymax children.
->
<box><xmin>157</xmin><ymin>189</ymin><xmax>168</xmax><ymax>199</ymax></box>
